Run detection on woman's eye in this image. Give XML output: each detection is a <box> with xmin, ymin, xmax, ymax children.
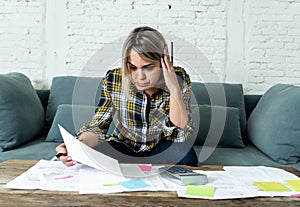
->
<box><xmin>129</xmin><ymin>66</ymin><xmax>137</xmax><ymax>71</ymax></box>
<box><xmin>144</xmin><ymin>66</ymin><xmax>154</xmax><ymax>71</ymax></box>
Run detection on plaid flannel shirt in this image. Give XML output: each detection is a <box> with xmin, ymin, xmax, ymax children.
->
<box><xmin>78</xmin><ymin>67</ymin><xmax>194</xmax><ymax>153</ymax></box>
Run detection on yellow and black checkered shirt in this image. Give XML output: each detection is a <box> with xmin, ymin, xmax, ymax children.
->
<box><xmin>78</xmin><ymin>67</ymin><xmax>194</xmax><ymax>153</ymax></box>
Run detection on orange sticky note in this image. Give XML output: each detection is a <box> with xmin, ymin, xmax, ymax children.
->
<box><xmin>286</xmin><ymin>180</ymin><xmax>300</xmax><ymax>192</ymax></box>
<box><xmin>253</xmin><ymin>182</ymin><xmax>290</xmax><ymax>192</ymax></box>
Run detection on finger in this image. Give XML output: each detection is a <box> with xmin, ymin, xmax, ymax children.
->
<box><xmin>55</xmin><ymin>143</ymin><xmax>76</xmax><ymax>166</ymax></box>
<box><xmin>60</xmin><ymin>156</ymin><xmax>77</xmax><ymax>167</ymax></box>
<box><xmin>56</xmin><ymin>143</ymin><xmax>66</xmax><ymax>152</ymax></box>
<box><xmin>64</xmin><ymin>160</ymin><xmax>76</xmax><ymax>167</ymax></box>
<box><xmin>57</xmin><ymin>153</ymin><xmax>70</xmax><ymax>162</ymax></box>
<box><xmin>163</xmin><ymin>49</ymin><xmax>173</xmax><ymax>72</ymax></box>
<box><xmin>65</xmin><ymin>157</ymin><xmax>77</xmax><ymax>167</ymax></box>
<box><xmin>161</xmin><ymin>57</ymin><xmax>167</xmax><ymax>72</ymax></box>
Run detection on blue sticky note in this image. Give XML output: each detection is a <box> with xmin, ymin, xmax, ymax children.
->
<box><xmin>120</xmin><ymin>179</ymin><xmax>150</xmax><ymax>190</ymax></box>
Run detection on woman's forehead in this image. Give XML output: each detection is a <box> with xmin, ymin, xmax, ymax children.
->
<box><xmin>127</xmin><ymin>49</ymin><xmax>158</xmax><ymax>66</ymax></box>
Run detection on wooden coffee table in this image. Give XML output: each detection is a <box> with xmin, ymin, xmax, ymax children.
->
<box><xmin>1</xmin><ymin>160</ymin><xmax>300</xmax><ymax>207</ymax></box>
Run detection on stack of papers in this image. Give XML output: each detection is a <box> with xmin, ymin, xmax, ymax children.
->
<box><xmin>4</xmin><ymin>161</ymin><xmax>300</xmax><ymax>199</ymax></box>
<box><xmin>4</xmin><ymin>126</ymin><xmax>300</xmax><ymax>199</ymax></box>
<box><xmin>173</xmin><ymin>166</ymin><xmax>300</xmax><ymax>199</ymax></box>
<box><xmin>57</xmin><ymin>125</ymin><xmax>142</xmax><ymax>178</ymax></box>
<box><xmin>4</xmin><ymin>160</ymin><xmax>167</xmax><ymax>193</ymax></box>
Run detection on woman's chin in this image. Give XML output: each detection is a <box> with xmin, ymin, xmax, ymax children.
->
<box><xmin>137</xmin><ymin>87</ymin><xmax>147</xmax><ymax>92</ymax></box>
<box><xmin>136</xmin><ymin>85</ymin><xmax>149</xmax><ymax>91</ymax></box>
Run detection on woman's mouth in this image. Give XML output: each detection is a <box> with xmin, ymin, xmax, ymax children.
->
<box><xmin>137</xmin><ymin>83</ymin><xmax>149</xmax><ymax>87</ymax></box>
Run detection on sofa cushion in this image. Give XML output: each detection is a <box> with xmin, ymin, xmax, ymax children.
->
<box><xmin>248</xmin><ymin>84</ymin><xmax>300</xmax><ymax>164</ymax></box>
<box><xmin>0</xmin><ymin>72</ymin><xmax>44</xmax><ymax>151</ymax></box>
<box><xmin>0</xmin><ymin>137</ymin><xmax>59</xmax><ymax>162</ymax></box>
<box><xmin>46</xmin><ymin>104</ymin><xmax>116</xmax><ymax>142</ymax></box>
<box><xmin>192</xmin><ymin>105</ymin><xmax>244</xmax><ymax>148</ymax></box>
<box><xmin>45</xmin><ymin>76</ymin><xmax>102</xmax><ymax>126</ymax></box>
<box><xmin>191</xmin><ymin>82</ymin><xmax>246</xmax><ymax>140</ymax></box>
<box><xmin>46</xmin><ymin>104</ymin><xmax>96</xmax><ymax>142</ymax></box>
<box><xmin>194</xmin><ymin>144</ymin><xmax>300</xmax><ymax>172</ymax></box>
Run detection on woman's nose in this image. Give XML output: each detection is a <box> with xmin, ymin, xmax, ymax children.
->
<box><xmin>136</xmin><ymin>69</ymin><xmax>146</xmax><ymax>80</ymax></box>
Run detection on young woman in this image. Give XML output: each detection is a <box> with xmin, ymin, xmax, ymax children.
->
<box><xmin>56</xmin><ymin>26</ymin><xmax>198</xmax><ymax>167</ymax></box>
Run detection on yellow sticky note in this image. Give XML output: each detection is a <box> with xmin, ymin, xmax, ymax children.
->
<box><xmin>253</xmin><ymin>182</ymin><xmax>290</xmax><ymax>192</ymax></box>
<box><xmin>185</xmin><ymin>185</ymin><xmax>214</xmax><ymax>198</ymax></box>
<box><xmin>286</xmin><ymin>180</ymin><xmax>300</xmax><ymax>192</ymax></box>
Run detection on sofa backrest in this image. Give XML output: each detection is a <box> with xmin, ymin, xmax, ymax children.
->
<box><xmin>36</xmin><ymin>89</ymin><xmax>50</xmax><ymax>114</ymax></box>
<box><xmin>37</xmin><ymin>88</ymin><xmax>262</xmax><ymax>122</ymax></box>
<box><xmin>35</xmin><ymin>81</ymin><xmax>261</xmax><ymax>144</ymax></box>
<box><xmin>244</xmin><ymin>95</ymin><xmax>262</xmax><ymax>120</ymax></box>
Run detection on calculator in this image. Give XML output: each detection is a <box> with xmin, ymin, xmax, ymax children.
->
<box><xmin>159</xmin><ymin>166</ymin><xmax>208</xmax><ymax>186</ymax></box>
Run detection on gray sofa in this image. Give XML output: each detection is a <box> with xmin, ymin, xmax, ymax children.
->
<box><xmin>1</xmin><ymin>73</ymin><xmax>300</xmax><ymax>172</ymax></box>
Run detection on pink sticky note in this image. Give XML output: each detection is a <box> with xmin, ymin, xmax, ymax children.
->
<box><xmin>138</xmin><ymin>164</ymin><xmax>152</xmax><ymax>172</ymax></box>
<box><xmin>291</xmin><ymin>194</ymin><xmax>300</xmax><ymax>198</ymax></box>
<box><xmin>54</xmin><ymin>175</ymin><xmax>73</xmax><ymax>180</ymax></box>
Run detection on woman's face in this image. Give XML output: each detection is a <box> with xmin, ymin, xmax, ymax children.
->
<box><xmin>127</xmin><ymin>49</ymin><xmax>162</xmax><ymax>95</ymax></box>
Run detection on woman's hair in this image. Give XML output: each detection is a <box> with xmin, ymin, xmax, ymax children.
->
<box><xmin>121</xmin><ymin>26</ymin><xmax>167</xmax><ymax>95</ymax></box>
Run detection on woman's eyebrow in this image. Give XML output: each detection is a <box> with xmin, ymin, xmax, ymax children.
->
<box><xmin>127</xmin><ymin>61</ymin><xmax>154</xmax><ymax>68</ymax></box>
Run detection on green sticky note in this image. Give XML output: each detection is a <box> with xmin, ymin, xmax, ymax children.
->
<box><xmin>253</xmin><ymin>182</ymin><xmax>290</xmax><ymax>192</ymax></box>
<box><xmin>185</xmin><ymin>185</ymin><xmax>214</xmax><ymax>198</ymax></box>
<box><xmin>286</xmin><ymin>180</ymin><xmax>300</xmax><ymax>192</ymax></box>
<box><xmin>103</xmin><ymin>183</ymin><xmax>121</xmax><ymax>187</ymax></box>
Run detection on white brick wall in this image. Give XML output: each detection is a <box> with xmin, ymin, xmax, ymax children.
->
<box><xmin>0</xmin><ymin>0</ymin><xmax>45</xmax><ymax>85</ymax></box>
<box><xmin>0</xmin><ymin>0</ymin><xmax>299</xmax><ymax>93</ymax></box>
<box><xmin>244</xmin><ymin>0</ymin><xmax>300</xmax><ymax>93</ymax></box>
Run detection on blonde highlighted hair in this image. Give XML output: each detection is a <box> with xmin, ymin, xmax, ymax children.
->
<box><xmin>121</xmin><ymin>26</ymin><xmax>167</xmax><ymax>96</ymax></box>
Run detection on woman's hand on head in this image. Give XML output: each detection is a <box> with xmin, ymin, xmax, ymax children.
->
<box><xmin>55</xmin><ymin>143</ymin><xmax>77</xmax><ymax>167</ymax></box>
<box><xmin>160</xmin><ymin>49</ymin><xmax>180</xmax><ymax>95</ymax></box>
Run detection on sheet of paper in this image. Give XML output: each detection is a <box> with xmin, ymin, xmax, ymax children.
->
<box><xmin>161</xmin><ymin>166</ymin><xmax>300</xmax><ymax>199</ymax></box>
<box><xmin>58</xmin><ymin>124</ymin><xmax>145</xmax><ymax>178</ymax></box>
<box><xmin>4</xmin><ymin>160</ymin><xmax>80</xmax><ymax>191</ymax></box>
<box><xmin>119</xmin><ymin>163</ymin><xmax>146</xmax><ymax>177</ymax></box>
<box><xmin>58</xmin><ymin>125</ymin><xmax>121</xmax><ymax>174</ymax></box>
<box><xmin>167</xmin><ymin>170</ymin><xmax>257</xmax><ymax>199</ymax></box>
<box><xmin>223</xmin><ymin>166</ymin><xmax>300</xmax><ymax>181</ymax></box>
<box><xmin>78</xmin><ymin>165</ymin><xmax>166</xmax><ymax>194</ymax></box>
<box><xmin>4</xmin><ymin>158</ymin><xmax>300</xmax><ymax>200</ymax></box>
<box><xmin>4</xmin><ymin>160</ymin><xmax>164</xmax><ymax>194</ymax></box>
<box><xmin>223</xmin><ymin>166</ymin><xmax>299</xmax><ymax>197</ymax></box>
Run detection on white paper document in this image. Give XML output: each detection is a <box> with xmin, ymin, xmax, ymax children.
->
<box><xmin>4</xmin><ymin>161</ymin><xmax>300</xmax><ymax>199</ymax></box>
<box><xmin>174</xmin><ymin>166</ymin><xmax>300</xmax><ymax>199</ymax></box>
<box><xmin>3</xmin><ymin>160</ymin><xmax>80</xmax><ymax>191</ymax></box>
<box><xmin>58</xmin><ymin>124</ymin><xmax>144</xmax><ymax>178</ymax></box>
<box><xmin>4</xmin><ymin>126</ymin><xmax>300</xmax><ymax>199</ymax></box>
<box><xmin>4</xmin><ymin>160</ymin><xmax>166</xmax><ymax>194</ymax></box>
<box><xmin>58</xmin><ymin>124</ymin><xmax>122</xmax><ymax>175</ymax></box>
<box><xmin>78</xmin><ymin>165</ymin><xmax>167</xmax><ymax>194</ymax></box>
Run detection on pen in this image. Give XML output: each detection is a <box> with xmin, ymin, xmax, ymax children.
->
<box><xmin>55</xmin><ymin>152</ymin><xmax>67</xmax><ymax>158</ymax></box>
<box><xmin>170</xmin><ymin>41</ymin><xmax>173</xmax><ymax>63</ymax></box>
